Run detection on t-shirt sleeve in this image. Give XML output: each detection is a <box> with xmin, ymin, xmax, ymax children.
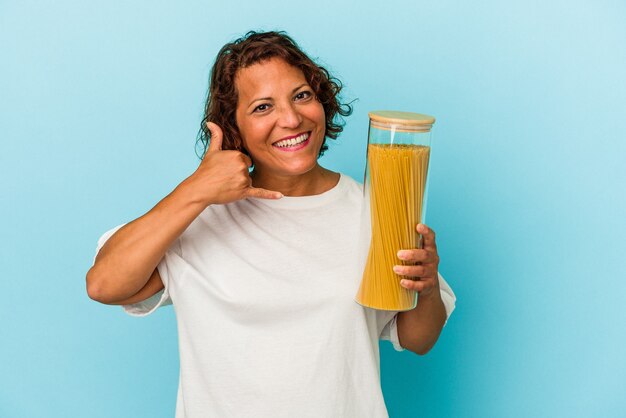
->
<box><xmin>438</xmin><ymin>272</ymin><xmax>457</xmax><ymax>323</ymax></box>
<box><xmin>378</xmin><ymin>310</ymin><xmax>404</xmax><ymax>352</ymax></box>
<box><xmin>378</xmin><ymin>272</ymin><xmax>457</xmax><ymax>352</ymax></box>
<box><xmin>92</xmin><ymin>223</ymin><xmax>180</xmax><ymax>317</ymax></box>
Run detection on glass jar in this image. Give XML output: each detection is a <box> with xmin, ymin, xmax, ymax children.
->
<box><xmin>355</xmin><ymin>111</ymin><xmax>435</xmax><ymax>311</ymax></box>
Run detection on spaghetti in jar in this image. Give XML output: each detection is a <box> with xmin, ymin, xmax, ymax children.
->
<box><xmin>355</xmin><ymin>111</ymin><xmax>435</xmax><ymax>311</ymax></box>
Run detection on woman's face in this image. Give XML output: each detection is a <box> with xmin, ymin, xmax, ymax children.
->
<box><xmin>234</xmin><ymin>57</ymin><xmax>326</xmax><ymax>178</ymax></box>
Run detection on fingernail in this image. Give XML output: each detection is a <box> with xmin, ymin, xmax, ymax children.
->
<box><xmin>397</xmin><ymin>250</ymin><xmax>410</xmax><ymax>259</ymax></box>
<box><xmin>400</xmin><ymin>279</ymin><xmax>409</xmax><ymax>287</ymax></box>
<box><xmin>393</xmin><ymin>265</ymin><xmax>402</xmax><ymax>273</ymax></box>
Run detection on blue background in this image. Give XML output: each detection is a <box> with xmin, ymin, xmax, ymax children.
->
<box><xmin>1</xmin><ymin>1</ymin><xmax>625</xmax><ymax>417</ymax></box>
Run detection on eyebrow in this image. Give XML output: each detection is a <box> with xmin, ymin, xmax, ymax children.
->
<box><xmin>248</xmin><ymin>83</ymin><xmax>309</xmax><ymax>108</ymax></box>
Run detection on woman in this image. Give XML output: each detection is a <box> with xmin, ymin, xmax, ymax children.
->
<box><xmin>87</xmin><ymin>30</ymin><xmax>456</xmax><ymax>418</ymax></box>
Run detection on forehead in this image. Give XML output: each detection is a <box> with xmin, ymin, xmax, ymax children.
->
<box><xmin>235</xmin><ymin>58</ymin><xmax>307</xmax><ymax>100</ymax></box>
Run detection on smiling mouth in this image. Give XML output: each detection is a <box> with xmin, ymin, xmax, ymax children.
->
<box><xmin>272</xmin><ymin>132</ymin><xmax>311</xmax><ymax>148</ymax></box>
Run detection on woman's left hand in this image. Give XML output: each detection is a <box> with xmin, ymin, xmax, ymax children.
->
<box><xmin>393</xmin><ymin>223</ymin><xmax>440</xmax><ymax>297</ymax></box>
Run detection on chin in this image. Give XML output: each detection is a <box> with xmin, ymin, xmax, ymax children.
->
<box><xmin>280</xmin><ymin>161</ymin><xmax>319</xmax><ymax>176</ymax></box>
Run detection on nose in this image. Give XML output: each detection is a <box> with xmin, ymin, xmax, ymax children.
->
<box><xmin>277</xmin><ymin>102</ymin><xmax>303</xmax><ymax>129</ymax></box>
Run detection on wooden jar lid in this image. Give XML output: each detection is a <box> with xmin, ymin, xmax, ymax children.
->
<box><xmin>368</xmin><ymin>110</ymin><xmax>435</xmax><ymax>132</ymax></box>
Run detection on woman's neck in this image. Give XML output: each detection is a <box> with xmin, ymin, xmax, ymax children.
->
<box><xmin>250</xmin><ymin>164</ymin><xmax>340</xmax><ymax>197</ymax></box>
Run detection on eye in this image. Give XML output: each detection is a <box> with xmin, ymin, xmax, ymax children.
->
<box><xmin>294</xmin><ymin>90</ymin><xmax>312</xmax><ymax>101</ymax></box>
<box><xmin>253</xmin><ymin>103</ymin><xmax>271</xmax><ymax>113</ymax></box>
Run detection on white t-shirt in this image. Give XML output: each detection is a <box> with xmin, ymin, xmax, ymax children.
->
<box><xmin>93</xmin><ymin>173</ymin><xmax>456</xmax><ymax>418</ymax></box>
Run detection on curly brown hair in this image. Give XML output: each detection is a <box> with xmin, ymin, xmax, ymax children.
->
<box><xmin>195</xmin><ymin>30</ymin><xmax>353</xmax><ymax>160</ymax></box>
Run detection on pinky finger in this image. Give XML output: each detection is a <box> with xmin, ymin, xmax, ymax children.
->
<box><xmin>246</xmin><ymin>187</ymin><xmax>284</xmax><ymax>199</ymax></box>
<box><xmin>400</xmin><ymin>279</ymin><xmax>437</xmax><ymax>294</ymax></box>
<box><xmin>400</xmin><ymin>279</ymin><xmax>424</xmax><ymax>291</ymax></box>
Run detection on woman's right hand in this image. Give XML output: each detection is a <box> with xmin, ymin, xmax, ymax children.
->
<box><xmin>183</xmin><ymin>122</ymin><xmax>283</xmax><ymax>206</ymax></box>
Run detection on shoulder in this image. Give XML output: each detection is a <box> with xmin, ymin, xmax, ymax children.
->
<box><xmin>338</xmin><ymin>172</ymin><xmax>363</xmax><ymax>194</ymax></box>
<box><xmin>331</xmin><ymin>172</ymin><xmax>363</xmax><ymax>211</ymax></box>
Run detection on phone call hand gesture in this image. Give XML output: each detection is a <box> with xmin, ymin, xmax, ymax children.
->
<box><xmin>185</xmin><ymin>122</ymin><xmax>283</xmax><ymax>206</ymax></box>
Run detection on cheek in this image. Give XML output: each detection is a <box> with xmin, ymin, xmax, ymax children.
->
<box><xmin>309</xmin><ymin>102</ymin><xmax>326</xmax><ymax>126</ymax></box>
<box><xmin>240</xmin><ymin>119</ymin><xmax>272</xmax><ymax>149</ymax></box>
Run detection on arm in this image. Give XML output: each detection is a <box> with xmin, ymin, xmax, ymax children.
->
<box><xmin>86</xmin><ymin>181</ymin><xmax>207</xmax><ymax>304</ymax></box>
<box><xmin>393</xmin><ymin>223</ymin><xmax>448</xmax><ymax>355</ymax></box>
<box><xmin>101</xmin><ymin>265</ymin><xmax>165</xmax><ymax>306</ymax></box>
<box><xmin>86</xmin><ymin>122</ymin><xmax>281</xmax><ymax>305</ymax></box>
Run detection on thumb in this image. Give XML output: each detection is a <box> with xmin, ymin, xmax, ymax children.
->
<box><xmin>206</xmin><ymin>121</ymin><xmax>223</xmax><ymax>152</ymax></box>
<box><xmin>245</xmin><ymin>187</ymin><xmax>283</xmax><ymax>200</ymax></box>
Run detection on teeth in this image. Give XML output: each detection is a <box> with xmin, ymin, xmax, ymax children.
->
<box><xmin>274</xmin><ymin>132</ymin><xmax>309</xmax><ymax>148</ymax></box>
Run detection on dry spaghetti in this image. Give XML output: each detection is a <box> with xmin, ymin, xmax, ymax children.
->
<box><xmin>356</xmin><ymin>143</ymin><xmax>430</xmax><ymax>311</ymax></box>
